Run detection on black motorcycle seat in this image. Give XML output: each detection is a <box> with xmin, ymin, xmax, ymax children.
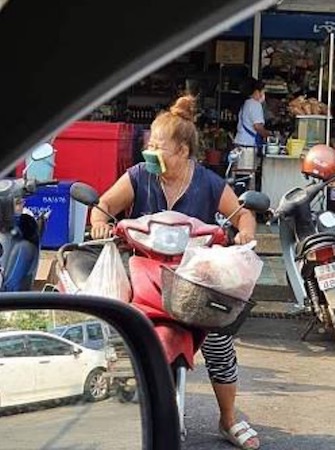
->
<box><xmin>65</xmin><ymin>247</ymin><xmax>101</xmax><ymax>290</ymax></box>
<box><xmin>296</xmin><ymin>232</ymin><xmax>335</xmax><ymax>259</ymax></box>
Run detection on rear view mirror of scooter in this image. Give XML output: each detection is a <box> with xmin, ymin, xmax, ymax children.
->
<box><xmin>22</xmin><ymin>143</ymin><xmax>55</xmax><ymax>180</ymax></box>
<box><xmin>31</xmin><ymin>143</ymin><xmax>54</xmax><ymax>161</ymax></box>
<box><xmin>70</xmin><ymin>181</ymin><xmax>117</xmax><ymax>225</ymax></box>
<box><xmin>70</xmin><ymin>182</ymin><xmax>100</xmax><ymax>206</ymax></box>
<box><xmin>238</xmin><ymin>191</ymin><xmax>270</xmax><ymax>213</ymax></box>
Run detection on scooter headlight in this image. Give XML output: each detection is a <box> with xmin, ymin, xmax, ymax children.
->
<box><xmin>128</xmin><ymin>223</ymin><xmax>191</xmax><ymax>255</ymax></box>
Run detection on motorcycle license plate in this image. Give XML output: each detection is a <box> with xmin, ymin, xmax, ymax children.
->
<box><xmin>315</xmin><ymin>263</ymin><xmax>335</xmax><ymax>291</ymax></box>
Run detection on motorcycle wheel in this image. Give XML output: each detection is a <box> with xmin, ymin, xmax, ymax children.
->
<box><xmin>83</xmin><ymin>368</ymin><xmax>110</xmax><ymax>402</ymax></box>
<box><xmin>117</xmin><ymin>386</ymin><xmax>137</xmax><ymax>403</ymax></box>
<box><xmin>320</xmin><ymin>303</ymin><xmax>335</xmax><ymax>337</ymax></box>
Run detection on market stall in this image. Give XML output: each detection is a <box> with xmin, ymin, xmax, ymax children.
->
<box><xmin>262</xmin><ymin>100</ymin><xmax>329</xmax><ymax>200</ymax></box>
<box><xmin>259</xmin><ymin>31</ymin><xmax>334</xmax><ymax>208</ymax></box>
<box><xmin>65</xmin><ymin>9</ymin><xmax>335</xmax><ymax>208</ymax></box>
<box><xmin>261</xmin><ymin>155</ymin><xmax>309</xmax><ymax>209</ymax></box>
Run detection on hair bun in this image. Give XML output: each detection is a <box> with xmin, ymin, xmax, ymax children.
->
<box><xmin>170</xmin><ymin>95</ymin><xmax>196</xmax><ymax>121</ymax></box>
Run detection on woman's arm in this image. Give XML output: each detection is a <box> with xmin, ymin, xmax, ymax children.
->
<box><xmin>90</xmin><ymin>172</ymin><xmax>134</xmax><ymax>238</ymax></box>
<box><xmin>218</xmin><ymin>184</ymin><xmax>256</xmax><ymax>245</ymax></box>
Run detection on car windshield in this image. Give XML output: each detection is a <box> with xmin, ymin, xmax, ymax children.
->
<box><xmin>49</xmin><ymin>326</ymin><xmax>67</xmax><ymax>336</ymax></box>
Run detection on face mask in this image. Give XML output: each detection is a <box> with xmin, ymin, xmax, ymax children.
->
<box><xmin>142</xmin><ymin>149</ymin><xmax>167</xmax><ymax>175</ymax></box>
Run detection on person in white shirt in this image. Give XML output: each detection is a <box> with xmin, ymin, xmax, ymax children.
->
<box><xmin>233</xmin><ymin>78</ymin><xmax>271</xmax><ymax>189</ymax></box>
<box><xmin>235</xmin><ymin>78</ymin><xmax>270</xmax><ymax>149</ymax></box>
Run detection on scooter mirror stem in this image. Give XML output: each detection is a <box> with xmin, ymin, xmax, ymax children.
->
<box><xmin>221</xmin><ymin>203</ymin><xmax>245</xmax><ymax>226</ymax></box>
<box><xmin>22</xmin><ymin>161</ymin><xmax>32</xmax><ymax>180</ymax></box>
<box><xmin>93</xmin><ymin>203</ymin><xmax>118</xmax><ymax>225</ymax></box>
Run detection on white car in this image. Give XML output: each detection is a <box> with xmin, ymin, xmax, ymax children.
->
<box><xmin>0</xmin><ymin>330</ymin><xmax>109</xmax><ymax>408</ymax></box>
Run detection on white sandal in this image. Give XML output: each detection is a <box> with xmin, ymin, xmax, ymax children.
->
<box><xmin>219</xmin><ymin>421</ymin><xmax>260</xmax><ymax>450</ymax></box>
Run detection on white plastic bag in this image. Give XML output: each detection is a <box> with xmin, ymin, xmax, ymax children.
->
<box><xmin>83</xmin><ymin>242</ymin><xmax>131</xmax><ymax>302</ymax></box>
<box><xmin>175</xmin><ymin>241</ymin><xmax>263</xmax><ymax>301</ymax></box>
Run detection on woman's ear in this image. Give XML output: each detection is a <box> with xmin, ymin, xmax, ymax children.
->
<box><xmin>180</xmin><ymin>143</ymin><xmax>190</xmax><ymax>158</ymax></box>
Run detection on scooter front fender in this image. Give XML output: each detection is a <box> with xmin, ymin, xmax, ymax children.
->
<box><xmin>279</xmin><ymin>218</ymin><xmax>308</xmax><ymax>307</ymax></box>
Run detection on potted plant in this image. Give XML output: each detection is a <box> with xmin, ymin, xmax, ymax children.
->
<box><xmin>198</xmin><ymin>125</ymin><xmax>227</xmax><ymax>165</ymax></box>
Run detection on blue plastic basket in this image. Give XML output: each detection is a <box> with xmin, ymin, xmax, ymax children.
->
<box><xmin>24</xmin><ymin>181</ymin><xmax>87</xmax><ymax>249</ymax></box>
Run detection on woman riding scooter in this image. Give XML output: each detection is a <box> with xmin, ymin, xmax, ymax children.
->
<box><xmin>91</xmin><ymin>95</ymin><xmax>259</xmax><ymax>450</ymax></box>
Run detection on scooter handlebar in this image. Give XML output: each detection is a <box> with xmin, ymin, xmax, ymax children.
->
<box><xmin>18</xmin><ymin>179</ymin><xmax>59</xmax><ymax>195</ymax></box>
<box><xmin>265</xmin><ymin>208</ymin><xmax>279</xmax><ymax>226</ymax></box>
<box><xmin>36</xmin><ymin>179</ymin><xmax>59</xmax><ymax>187</ymax></box>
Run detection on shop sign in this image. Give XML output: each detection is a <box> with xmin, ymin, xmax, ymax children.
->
<box><xmin>221</xmin><ymin>13</ymin><xmax>335</xmax><ymax>40</ymax></box>
<box><xmin>221</xmin><ymin>18</ymin><xmax>253</xmax><ymax>38</ymax></box>
<box><xmin>313</xmin><ymin>21</ymin><xmax>335</xmax><ymax>35</ymax></box>
<box><xmin>262</xmin><ymin>13</ymin><xmax>335</xmax><ymax>40</ymax></box>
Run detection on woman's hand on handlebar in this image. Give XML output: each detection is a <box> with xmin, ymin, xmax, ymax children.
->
<box><xmin>90</xmin><ymin>221</ymin><xmax>113</xmax><ymax>239</ymax></box>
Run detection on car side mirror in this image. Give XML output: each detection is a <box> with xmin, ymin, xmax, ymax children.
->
<box><xmin>0</xmin><ymin>292</ymin><xmax>180</xmax><ymax>450</ymax></box>
<box><xmin>72</xmin><ymin>347</ymin><xmax>83</xmax><ymax>356</ymax></box>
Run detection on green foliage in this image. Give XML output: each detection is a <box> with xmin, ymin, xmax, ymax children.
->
<box><xmin>0</xmin><ymin>313</ymin><xmax>10</xmax><ymax>330</ymax></box>
<box><xmin>0</xmin><ymin>310</ymin><xmax>96</xmax><ymax>332</ymax></box>
<box><xmin>14</xmin><ymin>311</ymin><xmax>49</xmax><ymax>331</ymax></box>
<box><xmin>54</xmin><ymin>310</ymin><xmax>91</xmax><ymax>326</ymax></box>
<box><xmin>0</xmin><ymin>311</ymin><xmax>49</xmax><ymax>331</ymax></box>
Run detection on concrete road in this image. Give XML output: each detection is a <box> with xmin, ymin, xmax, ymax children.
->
<box><xmin>182</xmin><ymin>317</ymin><xmax>335</xmax><ymax>450</ymax></box>
<box><xmin>0</xmin><ymin>397</ymin><xmax>142</xmax><ymax>449</ymax></box>
<box><xmin>1</xmin><ymin>317</ymin><xmax>335</xmax><ymax>450</ymax></box>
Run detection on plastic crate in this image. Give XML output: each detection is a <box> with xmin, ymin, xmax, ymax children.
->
<box><xmin>295</xmin><ymin>115</ymin><xmax>327</xmax><ymax>148</ymax></box>
<box><xmin>286</xmin><ymin>138</ymin><xmax>306</xmax><ymax>158</ymax></box>
<box><xmin>53</xmin><ymin>121</ymin><xmax>134</xmax><ymax>195</ymax></box>
<box><xmin>24</xmin><ymin>181</ymin><xmax>87</xmax><ymax>249</ymax></box>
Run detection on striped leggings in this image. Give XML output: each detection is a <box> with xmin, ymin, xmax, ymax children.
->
<box><xmin>200</xmin><ymin>333</ymin><xmax>238</xmax><ymax>384</ymax></box>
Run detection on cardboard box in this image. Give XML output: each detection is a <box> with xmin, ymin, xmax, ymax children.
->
<box><xmin>215</xmin><ymin>40</ymin><xmax>245</xmax><ymax>64</ymax></box>
<box><xmin>33</xmin><ymin>251</ymin><xmax>57</xmax><ymax>290</ymax></box>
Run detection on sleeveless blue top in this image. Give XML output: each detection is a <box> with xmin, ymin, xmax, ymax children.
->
<box><xmin>127</xmin><ymin>162</ymin><xmax>226</xmax><ymax>224</ymax></box>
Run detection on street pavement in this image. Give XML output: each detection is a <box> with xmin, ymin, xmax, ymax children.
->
<box><xmin>182</xmin><ymin>317</ymin><xmax>335</xmax><ymax>450</ymax></box>
<box><xmin>0</xmin><ymin>398</ymin><xmax>142</xmax><ymax>449</ymax></box>
<box><xmin>1</xmin><ymin>316</ymin><xmax>334</xmax><ymax>450</ymax></box>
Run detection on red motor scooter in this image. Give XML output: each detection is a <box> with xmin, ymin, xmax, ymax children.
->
<box><xmin>54</xmin><ymin>182</ymin><xmax>269</xmax><ymax>439</ymax></box>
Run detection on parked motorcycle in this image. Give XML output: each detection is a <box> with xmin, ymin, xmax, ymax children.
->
<box><xmin>225</xmin><ymin>149</ymin><xmax>254</xmax><ymax>196</ymax></box>
<box><xmin>0</xmin><ymin>145</ymin><xmax>56</xmax><ymax>291</ymax></box>
<box><xmin>215</xmin><ymin>150</ymin><xmax>255</xmax><ymax>229</ymax></box>
<box><xmin>273</xmin><ymin>173</ymin><xmax>335</xmax><ymax>339</ymax></box>
<box><xmin>54</xmin><ymin>181</ymin><xmax>269</xmax><ymax>438</ymax></box>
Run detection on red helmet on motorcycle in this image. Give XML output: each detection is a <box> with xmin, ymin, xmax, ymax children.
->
<box><xmin>301</xmin><ymin>144</ymin><xmax>335</xmax><ymax>180</ymax></box>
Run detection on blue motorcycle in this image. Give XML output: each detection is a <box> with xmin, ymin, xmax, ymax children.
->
<box><xmin>0</xmin><ymin>145</ymin><xmax>56</xmax><ymax>291</ymax></box>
